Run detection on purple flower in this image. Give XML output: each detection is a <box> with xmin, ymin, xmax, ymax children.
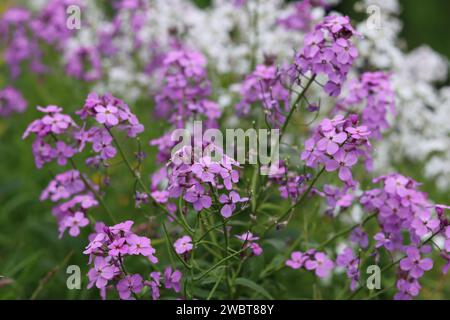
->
<box><xmin>66</xmin><ymin>46</ymin><xmax>102</xmax><ymax>81</ymax></box>
<box><xmin>411</xmin><ymin>211</ymin><xmax>440</xmax><ymax>237</ymax></box>
<box><xmin>164</xmin><ymin>267</ymin><xmax>182</xmax><ymax>293</ymax></box>
<box><xmin>116</xmin><ymin>274</ymin><xmax>143</xmax><ymax>300</ymax></box>
<box><xmin>295</xmin><ymin>15</ymin><xmax>358</xmax><ymax>97</ymax></box>
<box><xmin>336</xmin><ymin>247</ymin><xmax>360</xmax><ymax>291</ymax></box>
<box><xmin>317</xmin><ymin>130</ymin><xmax>347</xmax><ymax>155</ymax></box>
<box><xmin>87</xmin><ymin>257</ymin><xmax>117</xmax><ymax>289</ymax></box>
<box><xmin>0</xmin><ymin>86</ymin><xmax>27</xmax><ymax>117</ymax></box>
<box><xmin>236</xmin><ymin>232</ymin><xmax>263</xmax><ymax>256</ymax></box>
<box><xmin>349</xmin><ymin>227</ymin><xmax>369</xmax><ymax>249</ymax></box>
<box><xmin>183</xmin><ymin>184</ymin><xmax>212</xmax><ymax>211</ymax></box>
<box><xmin>286</xmin><ymin>251</ymin><xmax>307</xmax><ymax>269</ymax></box>
<box><xmin>174</xmin><ymin>235</ymin><xmax>193</xmax><ymax>255</ymax></box>
<box><xmin>219</xmin><ymin>191</ymin><xmax>248</xmax><ymax>218</ymax></box>
<box><xmin>236</xmin><ymin>231</ymin><xmax>259</xmax><ymax>242</ymax></box>
<box><xmin>127</xmin><ymin>234</ymin><xmax>158</xmax><ymax>263</ymax></box>
<box><xmin>145</xmin><ymin>272</ymin><xmax>161</xmax><ymax>300</ymax></box>
<box><xmin>445</xmin><ymin>227</ymin><xmax>450</xmax><ymax>253</ymax></box>
<box><xmin>95</xmin><ymin>105</ymin><xmax>119</xmax><ymax>126</ymax></box>
<box><xmin>64</xmin><ymin>211</ymin><xmax>89</xmax><ymax>237</ymax></box>
<box><xmin>92</xmin><ymin>133</ymin><xmax>117</xmax><ymax>159</ymax></box>
<box><xmin>108</xmin><ymin>238</ymin><xmax>128</xmax><ymax>257</ymax></box>
<box><xmin>191</xmin><ymin>156</ymin><xmax>221</xmax><ymax>182</ymax></box>
<box><xmin>325</xmin><ymin>150</ymin><xmax>358</xmax><ymax>182</ymax></box>
<box><xmin>304</xmin><ymin>252</ymin><xmax>334</xmax><ymax>278</ymax></box>
<box><xmin>399</xmin><ymin>247</ymin><xmax>433</xmax><ymax>278</ymax></box>
<box><xmin>52</xmin><ymin>141</ymin><xmax>76</xmax><ymax>166</ymax></box>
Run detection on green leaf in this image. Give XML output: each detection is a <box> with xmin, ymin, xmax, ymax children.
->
<box><xmin>235</xmin><ymin>277</ymin><xmax>274</xmax><ymax>300</ymax></box>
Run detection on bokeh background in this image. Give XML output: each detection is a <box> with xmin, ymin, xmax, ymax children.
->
<box><xmin>1</xmin><ymin>0</ymin><xmax>449</xmax><ymax>299</ymax></box>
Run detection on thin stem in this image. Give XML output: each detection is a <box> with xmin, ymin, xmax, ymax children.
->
<box><xmin>69</xmin><ymin>158</ymin><xmax>116</xmax><ymax>223</ymax></box>
<box><xmin>193</xmin><ymin>248</ymin><xmax>246</xmax><ymax>281</ymax></box>
<box><xmin>280</xmin><ymin>75</ymin><xmax>316</xmax><ymax>139</ymax></box>
<box><xmin>317</xmin><ymin>212</ymin><xmax>378</xmax><ymax>251</ymax></box>
<box><xmin>221</xmin><ymin>217</ymin><xmax>232</xmax><ymax>298</ymax></box>
<box><xmin>263</xmin><ymin>166</ymin><xmax>325</xmax><ymax>236</ymax></box>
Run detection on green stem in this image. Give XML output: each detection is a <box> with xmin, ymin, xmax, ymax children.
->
<box><xmin>69</xmin><ymin>158</ymin><xmax>116</xmax><ymax>223</ymax></box>
<box><xmin>263</xmin><ymin>166</ymin><xmax>325</xmax><ymax>236</ymax></box>
<box><xmin>193</xmin><ymin>248</ymin><xmax>246</xmax><ymax>281</ymax></box>
<box><xmin>317</xmin><ymin>212</ymin><xmax>378</xmax><ymax>251</ymax></box>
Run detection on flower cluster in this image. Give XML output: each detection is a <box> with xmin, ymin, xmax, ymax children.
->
<box><xmin>336</xmin><ymin>247</ymin><xmax>360</xmax><ymax>291</ymax></box>
<box><xmin>154</xmin><ymin>49</ymin><xmax>220</xmax><ymax>128</ymax></box>
<box><xmin>360</xmin><ymin>173</ymin><xmax>449</xmax><ymax>299</ymax></box>
<box><xmin>0</xmin><ymin>1</ymin><xmax>81</xmax><ymax>78</ymax></box>
<box><xmin>23</xmin><ymin>105</ymin><xmax>77</xmax><ymax>168</ymax></box>
<box><xmin>0</xmin><ymin>86</ymin><xmax>27</xmax><ymax>117</ymax></box>
<box><xmin>295</xmin><ymin>15</ymin><xmax>359</xmax><ymax>97</ymax></box>
<box><xmin>66</xmin><ymin>46</ymin><xmax>102</xmax><ymax>82</ymax></box>
<box><xmin>84</xmin><ymin>220</ymin><xmax>161</xmax><ymax>299</ymax></box>
<box><xmin>40</xmin><ymin>170</ymin><xmax>97</xmax><ymax>237</ymax></box>
<box><xmin>301</xmin><ymin>114</ymin><xmax>371</xmax><ymax>185</ymax></box>
<box><xmin>75</xmin><ymin>92</ymin><xmax>144</xmax><ymax>166</ymax></box>
<box><xmin>0</xmin><ymin>7</ymin><xmax>44</xmax><ymax>78</ymax></box>
<box><xmin>160</xmin><ymin>145</ymin><xmax>248</xmax><ymax>218</ymax></box>
<box><xmin>236</xmin><ymin>63</ymin><xmax>290</xmax><ymax>128</ymax></box>
<box><xmin>318</xmin><ymin>184</ymin><xmax>354</xmax><ymax>215</ymax></box>
<box><xmin>267</xmin><ymin>161</ymin><xmax>311</xmax><ymax>203</ymax></box>
<box><xmin>337</xmin><ymin>71</ymin><xmax>395</xmax><ymax>140</ymax></box>
<box><xmin>286</xmin><ymin>250</ymin><xmax>334</xmax><ymax>278</ymax></box>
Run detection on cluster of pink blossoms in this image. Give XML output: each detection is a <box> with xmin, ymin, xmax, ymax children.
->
<box><xmin>23</xmin><ymin>105</ymin><xmax>77</xmax><ymax>168</ymax></box>
<box><xmin>0</xmin><ymin>86</ymin><xmax>27</xmax><ymax>117</ymax></box>
<box><xmin>295</xmin><ymin>15</ymin><xmax>359</xmax><ymax>96</ymax></box>
<box><xmin>301</xmin><ymin>114</ymin><xmax>371</xmax><ymax>186</ymax></box>
<box><xmin>153</xmin><ymin>49</ymin><xmax>220</xmax><ymax>129</ymax></box>
<box><xmin>150</xmin><ymin>49</ymin><xmax>220</xmax><ymax>163</ymax></box>
<box><xmin>75</xmin><ymin>92</ymin><xmax>144</xmax><ymax>166</ymax></box>
<box><xmin>40</xmin><ymin>170</ymin><xmax>97</xmax><ymax>237</ymax></box>
<box><xmin>236</xmin><ymin>63</ymin><xmax>290</xmax><ymax>128</ymax></box>
<box><xmin>66</xmin><ymin>47</ymin><xmax>102</xmax><ymax>82</ymax></box>
<box><xmin>318</xmin><ymin>184</ymin><xmax>354</xmax><ymax>216</ymax></box>
<box><xmin>337</xmin><ymin>71</ymin><xmax>395</xmax><ymax>140</ymax></box>
<box><xmin>360</xmin><ymin>173</ymin><xmax>449</xmax><ymax>299</ymax></box>
<box><xmin>157</xmin><ymin>145</ymin><xmax>248</xmax><ymax>218</ymax></box>
<box><xmin>267</xmin><ymin>161</ymin><xmax>311</xmax><ymax>203</ymax></box>
<box><xmin>83</xmin><ymin>220</ymin><xmax>173</xmax><ymax>300</ymax></box>
<box><xmin>0</xmin><ymin>1</ymin><xmax>82</xmax><ymax>78</ymax></box>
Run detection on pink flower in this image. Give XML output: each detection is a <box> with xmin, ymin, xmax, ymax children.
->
<box><xmin>400</xmin><ymin>247</ymin><xmax>433</xmax><ymax>279</ymax></box>
<box><xmin>236</xmin><ymin>231</ymin><xmax>263</xmax><ymax>256</ymax></box>
<box><xmin>219</xmin><ymin>191</ymin><xmax>248</xmax><ymax>218</ymax></box>
<box><xmin>304</xmin><ymin>252</ymin><xmax>334</xmax><ymax>278</ymax></box>
<box><xmin>108</xmin><ymin>238</ymin><xmax>128</xmax><ymax>256</ymax></box>
<box><xmin>127</xmin><ymin>234</ymin><xmax>158</xmax><ymax>263</ymax></box>
<box><xmin>87</xmin><ymin>257</ymin><xmax>117</xmax><ymax>289</ymax></box>
<box><xmin>174</xmin><ymin>235</ymin><xmax>193</xmax><ymax>255</ymax></box>
<box><xmin>317</xmin><ymin>130</ymin><xmax>347</xmax><ymax>155</ymax></box>
<box><xmin>286</xmin><ymin>251</ymin><xmax>306</xmax><ymax>269</ymax></box>
<box><xmin>65</xmin><ymin>211</ymin><xmax>89</xmax><ymax>237</ymax></box>
<box><xmin>191</xmin><ymin>156</ymin><xmax>221</xmax><ymax>183</ymax></box>
<box><xmin>325</xmin><ymin>150</ymin><xmax>358</xmax><ymax>182</ymax></box>
<box><xmin>164</xmin><ymin>267</ymin><xmax>182</xmax><ymax>293</ymax></box>
<box><xmin>116</xmin><ymin>274</ymin><xmax>143</xmax><ymax>300</ymax></box>
<box><xmin>95</xmin><ymin>105</ymin><xmax>119</xmax><ymax>126</ymax></box>
<box><xmin>183</xmin><ymin>184</ymin><xmax>212</xmax><ymax>211</ymax></box>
